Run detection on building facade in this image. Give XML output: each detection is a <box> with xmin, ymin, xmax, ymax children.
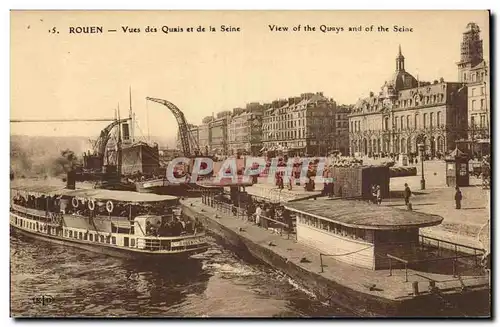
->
<box><xmin>334</xmin><ymin>105</ymin><xmax>352</xmax><ymax>155</ymax></box>
<box><xmin>209</xmin><ymin>111</ymin><xmax>231</xmax><ymax>155</ymax></box>
<box><xmin>227</xmin><ymin>103</ymin><xmax>264</xmax><ymax>155</ymax></box>
<box><xmin>457</xmin><ymin>22</ymin><xmax>490</xmax><ymax>156</ymax></box>
<box><xmin>262</xmin><ymin>92</ymin><xmax>337</xmax><ymax>156</ymax></box>
<box><xmin>349</xmin><ymin>46</ymin><xmax>468</xmax><ymax>158</ymax></box>
<box><xmin>198</xmin><ymin>116</ymin><xmax>213</xmax><ymax>155</ymax></box>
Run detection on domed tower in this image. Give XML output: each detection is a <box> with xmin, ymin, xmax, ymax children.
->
<box><xmin>457</xmin><ymin>22</ymin><xmax>484</xmax><ymax>82</ymax></box>
<box><xmin>382</xmin><ymin>45</ymin><xmax>418</xmax><ymax>92</ymax></box>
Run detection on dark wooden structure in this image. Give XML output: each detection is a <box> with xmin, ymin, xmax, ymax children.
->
<box><xmin>445</xmin><ymin>147</ymin><xmax>470</xmax><ymax>187</ymax></box>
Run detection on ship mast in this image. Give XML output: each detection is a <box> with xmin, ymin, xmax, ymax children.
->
<box><xmin>129</xmin><ymin>86</ymin><xmax>135</xmax><ymax>143</ymax></box>
<box><xmin>117</xmin><ymin>103</ymin><xmax>122</xmax><ymax>178</ymax></box>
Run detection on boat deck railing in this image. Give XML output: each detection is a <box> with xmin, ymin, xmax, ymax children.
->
<box><xmin>203</xmin><ymin>198</ymin><xmax>295</xmax><ymax>240</ymax></box>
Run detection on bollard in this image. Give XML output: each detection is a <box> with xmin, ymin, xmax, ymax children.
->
<box><xmin>412</xmin><ymin>281</ymin><xmax>419</xmax><ymax>295</ymax></box>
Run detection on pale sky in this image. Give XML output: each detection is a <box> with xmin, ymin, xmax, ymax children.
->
<box><xmin>11</xmin><ymin>10</ymin><xmax>489</xmax><ymax>142</ymax></box>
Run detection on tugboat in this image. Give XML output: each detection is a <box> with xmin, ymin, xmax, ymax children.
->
<box><xmin>10</xmin><ymin>181</ymin><xmax>209</xmax><ymax>259</ymax></box>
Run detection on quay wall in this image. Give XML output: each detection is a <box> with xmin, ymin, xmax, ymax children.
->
<box><xmin>182</xmin><ymin>203</ymin><xmax>491</xmax><ymax>317</ymax></box>
<box><xmin>183</xmin><ymin>204</ymin><xmax>404</xmax><ymax>316</ymax></box>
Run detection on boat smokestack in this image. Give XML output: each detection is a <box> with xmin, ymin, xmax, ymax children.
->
<box><xmin>66</xmin><ymin>170</ymin><xmax>76</xmax><ymax>190</ymax></box>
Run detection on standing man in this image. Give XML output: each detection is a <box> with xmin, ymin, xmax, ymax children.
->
<box><xmin>255</xmin><ymin>204</ymin><xmax>262</xmax><ymax>226</ymax></box>
<box><xmin>404</xmin><ymin>183</ymin><xmax>412</xmax><ymax>207</ymax></box>
<box><xmin>455</xmin><ymin>186</ymin><xmax>463</xmax><ymax>209</ymax></box>
<box><xmin>376</xmin><ymin>185</ymin><xmax>382</xmax><ymax>205</ymax></box>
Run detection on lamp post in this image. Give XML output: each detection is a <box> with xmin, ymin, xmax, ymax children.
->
<box><xmin>418</xmin><ymin>143</ymin><xmax>425</xmax><ymax>190</ymax></box>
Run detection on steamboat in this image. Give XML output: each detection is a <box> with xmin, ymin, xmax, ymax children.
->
<box><xmin>10</xmin><ymin>182</ymin><xmax>209</xmax><ymax>259</ymax></box>
<box><xmin>10</xmin><ymin>93</ymin><xmax>218</xmax><ymax>259</ymax></box>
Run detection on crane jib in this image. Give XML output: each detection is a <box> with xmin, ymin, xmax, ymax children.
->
<box><xmin>146</xmin><ymin>97</ymin><xmax>200</xmax><ymax>157</ymax></box>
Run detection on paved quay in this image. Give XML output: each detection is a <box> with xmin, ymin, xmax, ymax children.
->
<box><xmin>386</xmin><ymin>160</ymin><xmax>489</xmax><ymax>250</ymax></box>
<box><xmin>182</xmin><ymin>197</ymin><xmax>489</xmax><ymax>316</ymax></box>
<box><xmin>242</xmin><ymin>159</ymin><xmax>490</xmax><ymax>251</ymax></box>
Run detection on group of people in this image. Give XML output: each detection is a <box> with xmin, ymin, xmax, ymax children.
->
<box><xmin>12</xmin><ymin>194</ymin><xmax>60</xmax><ymax>213</ymax></box>
<box><xmin>251</xmin><ymin>201</ymin><xmax>292</xmax><ymax>231</ymax></box>
<box><xmin>145</xmin><ymin>217</ymin><xmax>203</xmax><ymax>237</ymax></box>
<box><xmin>370</xmin><ymin>184</ymin><xmax>383</xmax><ymax>205</ymax></box>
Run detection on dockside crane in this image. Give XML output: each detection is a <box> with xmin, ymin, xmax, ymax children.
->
<box><xmin>146</xmin><ymin>97</ymin><xmax>200</xmax><ymax>157</ymax></box>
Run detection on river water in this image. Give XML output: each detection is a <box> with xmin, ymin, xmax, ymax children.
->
<box><xmin>10</xmin><ymin>234</ymin><xmax>355</xmax><ymax>317</ymax></box>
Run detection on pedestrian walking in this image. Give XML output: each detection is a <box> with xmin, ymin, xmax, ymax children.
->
<box><xmin>255</xmin><ymin>204</ymin><xmax>262</xmax><ymax>226</ymax></box>
<box><xmin>455</xmin><ymin>186</ymin><xmax>462</xmax><ymax>209</ymax></box>
<box><xmin>376</xmin><ymin>185</ymin><xmax>382</xmax><ymax>205</ymax></box>
<box><xmin>404</xmin><ymin>183</ymin><xmax>412</xmax><ymax>206</ymax></box>
<box><xmin>371</xmin><ymin>184</ymin><xmax>378</xmax><ymax>204</ymax></box>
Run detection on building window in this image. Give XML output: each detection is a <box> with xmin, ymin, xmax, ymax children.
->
<box><xmin>400</xmin><ymin>116</ymin><xmax>404</xmax><ymax>130</ymax></box>
<box><xmin>472</xmin><ymin>100</ymin><xmax>477</xmax><ymax>110</ymax></box>
<box><xmin>407</xmin><ymin>115</ymin><xmax>410</xmax><ymax>129</ymax></box>
<box><xmin>471</xmin><ymin>116</ymin><xmax>476</xmax><ymax>127</ymax></box>
<box><xmin>415</xmin><ymin>114</ymin><xmax>419</xmax><ymax>128</ymax></box>
<box><xmin>471</xmin><ymin>88</ymin><xmax>476</xmax><ymax>96</ymax></box>
<box><xmin>430</xmin><ymin>112</ymin><xmax>434</xmax><ymax>128</ymax></box>
<box><xmin>480</xmin><ymin>115</ymin><xmax>486</xmax><ymax>128</ymax></box>
<box><xmin>384</xmin><ymin>117</ymin><xmax>389</xmax><ymax>130</ymax></box>
<box><xmin>112</xmin><ymin>236</ymin><xmax>116</xmax><ymax>245</ymax></box>
<box><xmin>437</xmin><ymin>112</ymin><xmax>441</xmax><ymax>127</ymax></box>
<box><xmin>423</xmin><ymin>113</ymin><xmax>427</xmax><ymax>128</ymax></box>
<box><xmin>89</xmin><ymin>234</ymin><xmax>94</xmax><ymax>242</ymax></box>
<box><xmin>480</xmin><ymin>99</ymin><xmax>485</xmax><ymax>109</ymax></box>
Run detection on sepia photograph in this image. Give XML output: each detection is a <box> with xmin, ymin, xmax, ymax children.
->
<box><xmin>9</xmin><ymin>10</ymin><xmax>491</xmax><ymax>318</ymax></box>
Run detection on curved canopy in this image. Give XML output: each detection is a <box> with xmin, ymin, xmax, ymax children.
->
<box><xmin>11</xmin><ymin>182</ymin><xmax>177</xmax><ymax>203</ymax></box>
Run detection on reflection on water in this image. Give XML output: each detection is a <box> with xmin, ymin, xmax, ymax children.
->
<box><xmin>10</xmin><ymin>234</ymin><xmax>354</xmax><ymax>317</ymax></box>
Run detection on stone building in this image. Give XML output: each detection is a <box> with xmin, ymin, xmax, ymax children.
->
<box><xmin>198</xmin><ymin>116</ymin><xmax>213</xmax><ymax>155</ymax></box>
<box><xmin>209</xmin><ymin>111</ymin><xmax>231</xmax><ymax>155</ymax></box>
<box><xmin>334</xmin><ymin>105</ymin><xmax>352</xmax><ymax>155</ymax></box>
<box><xmin>262</xmin><ymin>92</ymin><xmax>337</xmax><ymax>156</ymax></box>
<box><xmin>349</xmin><ymin>46</ymin><xmax>468</xmax><ymax>158</ymax></box>
<box><xmin>227</xmin><ymin>103</ymin><xmax>264</xmax><ymax>155</ymax></box>
<box><xmin>456</xmin><ymin>22</ymin><xmax>490</xmax><ymax>156</ymax></box>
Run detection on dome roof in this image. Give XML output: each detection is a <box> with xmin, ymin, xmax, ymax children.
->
<box><xmin>385</xmin><ymin>70</ymin><xmax>418</xmax><ymax>91</ymax></box>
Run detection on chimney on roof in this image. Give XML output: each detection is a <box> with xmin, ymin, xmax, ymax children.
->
<box><xmin>288</xmin><ymin>97</ymin><xmax>294</xmax><ymax>105</ymax></box>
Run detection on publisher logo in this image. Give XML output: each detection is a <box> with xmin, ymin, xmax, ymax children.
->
<box><xmin>32</xmin><ymin>295</ymin><xmax>54</xmax><ymax>306</ymax></box>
